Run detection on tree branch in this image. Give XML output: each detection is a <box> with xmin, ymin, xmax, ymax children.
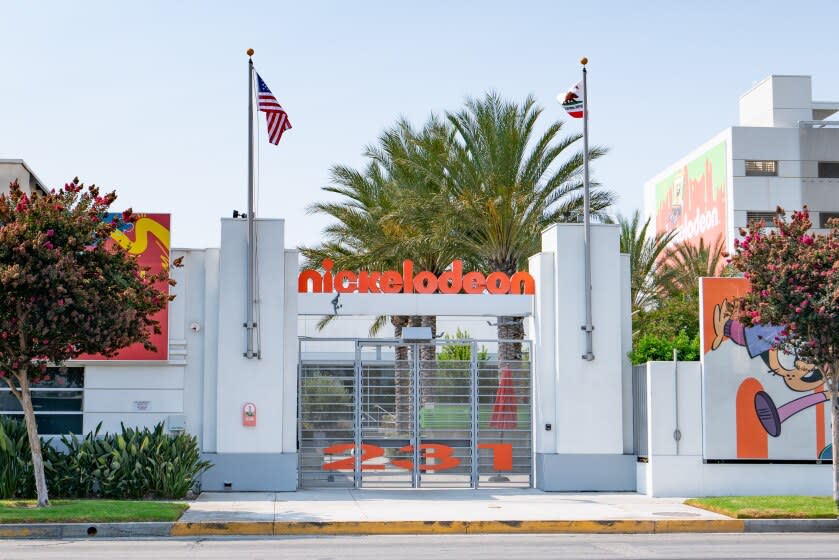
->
<box><xmin>2</xmin><ymin>374</ymin><xmax>21</xmax><ymax>402</ymax></box>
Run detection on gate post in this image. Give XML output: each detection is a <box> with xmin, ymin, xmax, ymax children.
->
<box><xmin>353</xmin><ymin>342</ymin><xmax>362</xmax><ymax>489</ymax></box>
<box><xmin>470</xmin><ymin>340</ymin><xmax>480</xmax><ymax>488</ymax></box>
<box><xmin>412</xmin><ymin>343</ymin><xmax>421</xmax><ymax>488</ymax></box>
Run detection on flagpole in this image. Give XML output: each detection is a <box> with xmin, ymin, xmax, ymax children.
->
<box><xmin>245</xmin><ymin>48</ymin><xmax>257</xmax><ymax>359</ymax></box>
<box><xmin>580</xmin><ymin>56</ymin><xmax>594</xmax><ymax>361</ymax></box>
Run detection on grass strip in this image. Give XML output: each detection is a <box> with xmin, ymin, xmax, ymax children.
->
<box><xmin>686</xmin><ymin>496</ymin><xmax>838</xmax><ymax>519</ymax></box>
<box><xmin>0</xmin><ymin>499</ymin><xmax>188</xmax><ymax>523</ymax></box>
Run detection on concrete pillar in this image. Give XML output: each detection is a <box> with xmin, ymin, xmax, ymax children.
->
<box><xmin>200</xmin><ymin>218</ymin><xmax>298</xmax><ymax>491</ymax></box>
<box><xmin>529</xmin><ymin>223</ymin><xmax>635</xmax><ymax>491</ymax></box>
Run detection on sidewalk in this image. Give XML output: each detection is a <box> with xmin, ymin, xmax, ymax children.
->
<box><xmin>172</xmin><ymin>489</ymin><xmax>741</xmax><ymax>535</ymax></box>
<box><xmin>4</xmin><ymin>490</ymin><xmax>836</xmax><ymax>538</ymax></box>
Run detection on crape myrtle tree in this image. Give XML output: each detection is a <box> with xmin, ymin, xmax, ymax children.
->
<box><xmin>729</xmin><ymin>208</ymin><xmax>839</xmax><ymax>505</ymax></box>
<box><xmin>0</xmin><ymin>179</ymin><xmax>180</xmax><ymax>507</ymax></box>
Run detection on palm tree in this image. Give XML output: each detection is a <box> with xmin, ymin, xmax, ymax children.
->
<box><xmin>444</xmin><ymin>92</ymin><xmax>614</xmax><ymax>362</ymax></box>
<box><xmin>657</xmin><ymin>236</ymin><xmax>728</xmax><ymax>299</ymax></box>
<box><xmin>301</xmin><ymin>116</ymin><xmax>462</xmax><ymax>428</ymax></box>
<box><xmin>618</xmin><ymin>210</ymin><xmax>677</xmax><ymax>316</ymax></box>
<box><xmin>371</xmin><ymin>117</ymin><xmax>466</xmax><ymax>403</ymax></box>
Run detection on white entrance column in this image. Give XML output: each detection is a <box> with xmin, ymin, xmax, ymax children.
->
<box><xmin>200</xmin><ymin>218</ymin><xmax>299</xmax><ymax>491</ymax></box>
<box><xmin>528</xmin><ymin>223</ymin><xmax>635</xmax><ymax>490</ymax></box>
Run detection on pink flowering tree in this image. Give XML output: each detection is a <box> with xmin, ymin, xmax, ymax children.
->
<box><xmin>0</xmin><ymin>179</ymin><xmax>180</xmax><ymax>506</ymax></box>
<box><xmin>730</xmin><ymin>207</ymin><xmax>839</xmax><ymax>504</ymax></box>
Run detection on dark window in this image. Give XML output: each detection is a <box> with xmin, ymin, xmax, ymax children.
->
<box><xmin>0</xmin><ymin>367</ymin><xmax>83</xmax><ymax>435</ymax></box>
<box><xmin>746</xmin><ymin>211</ymin><xmax>780</xmax><ymax>225</ymax></box>
<box><xmin>818</xmin><ymin>162</ymin><xmax>839</xmax><ymax>178</ymax></box>
<box><xmin>820</xmin><ymin>212</ymin><xmax>839</xmax><ymax>228</ymax></box>
<box><xmin>1</xmin><ymin>414</ymin><xmax>83</xmax><ymax>434</ymax></box>
<box><xmin>745</xmin><ymin>160</ymin><xmax>777</xmax><ymax>176</ymax></box>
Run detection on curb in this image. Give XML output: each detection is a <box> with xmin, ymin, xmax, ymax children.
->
<box><xmin>0</xmin><ymin>522</ymin><xmax>174</xmax><ymax>539</ymax></box>
<box><xmin>744</xmin><ymin>519</ymin><xmax>839</xmax><ymax>532</ymax></box>
<box><xmin>0</xmin><ymin>519</ymin><xmax>747</xmax><ymax>538</ymax></box>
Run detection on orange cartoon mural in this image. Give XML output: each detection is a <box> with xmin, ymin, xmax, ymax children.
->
<box><xmin>700</xmin><ymin>277</ymin><xmax>829</xmax><ymax>461</ymax></box>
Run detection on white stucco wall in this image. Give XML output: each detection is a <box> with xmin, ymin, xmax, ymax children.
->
<box><xmin>640</xmin><ymin>361</ymin><xmax>832</xmax><ymax>497</ymax></box>
<box><xmin>76</xmin><ymin>248</ymin><xmax>206</xmax><ymax>437</ymax></box>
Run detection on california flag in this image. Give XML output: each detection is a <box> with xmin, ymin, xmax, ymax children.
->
<box><xmin>559</xmin><ymin>82</ymin><xmax>584</xmax><ymax>118</ymax></box>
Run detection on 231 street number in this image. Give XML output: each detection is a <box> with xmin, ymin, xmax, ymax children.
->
<box><xmin>322</xmin><ymin>442</ymin><xmax>513</xmax><ymax>472</ymax></box>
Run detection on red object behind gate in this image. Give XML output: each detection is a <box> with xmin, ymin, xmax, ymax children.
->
<box><xmin>490</xmin><ymin>368</ymin><xmax>518</xmax><ymax>430</ymax></box>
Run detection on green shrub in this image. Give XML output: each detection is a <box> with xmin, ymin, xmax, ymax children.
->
<box><xmin>0</xmin><ymin>418</ymin><xmax>211</xmax><ymax>500</ymax></box>
<box><xmin>301</xmin><ymin>374</ymin><xmax>352</xmax><ymax>432</ymax></box>
<box><xmin>435</xmin><ymin>329</ymin><xmax>489</xmax><ymax>402</ymax></box>
<box><xmin>94</xmin><ymin>425</ymin><xmax>158</xmax><ymax>499</ymax></box>
<box><xmin>145</xmin><ymin>425</ymin><xmax>211</xmax><ymax>499</ymax></box>
<box><xmin>437</xmin><ymin>329</ymin><xmax>489</xmax><ymax>362</ymax></box>
<box><xmin>0</xmin><ymin>416</ymin><xmax>35</xmax><ymax>499</ymax></box>
<box><xmin>629</xmin><ymin>331</ymin><xmax>700</xmax><ymax>365</ymax></box>
<box><xmin>44</xmin><ymin>425</ymin><xmax>104</xmax><ymax>498</ymax></box>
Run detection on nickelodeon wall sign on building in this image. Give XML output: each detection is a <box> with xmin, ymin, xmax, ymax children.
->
<box><xmin>298</xmin><ymin>259</ymin><xmax>535</xmax><ymax>295</ymax></box>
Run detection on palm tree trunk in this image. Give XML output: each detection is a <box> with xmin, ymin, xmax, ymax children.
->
<box><xmin>15</xmin><ymin>371</ymin><xmax>49</xmax><ymax>507</ymax></box>
<box><xmin>420</xmin><ymin>316</ymin><xmax>437</xmax><ymax>405</ymax></box>
<box><xmin>494</xmin><ymin>259</ymin><xmax>524</xmax><ymax>371</ymax></box>
<box><xmin>497</xmin><ymin>317</ymin><xmax>524</xmax><ymax>359</ymax></box>
<box><xmin>392</xmin><ymin>316</ymin><xmax>411</xmax><ymax>435</ymax></box>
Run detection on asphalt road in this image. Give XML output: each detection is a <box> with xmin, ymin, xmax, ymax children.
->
<box><xmin>1</xmin><ymin>533</ymin><xmax>838</xmax><ymax>559</ymax></box>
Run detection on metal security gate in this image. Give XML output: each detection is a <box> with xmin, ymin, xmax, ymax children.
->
<box><xmin>298</xmin><ymin>338</ymin><xmax>532</xmax><ymax>489</ymax></box>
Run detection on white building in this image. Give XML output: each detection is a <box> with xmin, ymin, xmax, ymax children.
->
<box><xmin>644</xmin><ymin>75</ymin><xmax>839</xmax><ymax>252</ymax></box>
<box><xmin>0</xmin><ymin>199</ymin><xmax>636</xmax><ymax>493</ymax></box>
<box><xmin>7</xmin><ymin>100</ymin><xmax>837</xmax><ymax>496</ymax></box>
<box><xmin>0</xmin><ymin>159</ymin><xmax>49</xmax><ymax>197</ymax></box>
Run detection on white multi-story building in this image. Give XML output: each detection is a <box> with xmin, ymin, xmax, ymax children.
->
<box><xmin>644</xmin><ymin>75</ymin><xmax>839</xmax><ymax>252</ymax></box>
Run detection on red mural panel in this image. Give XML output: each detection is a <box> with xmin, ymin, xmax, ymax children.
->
<box><xmin>81</xmin><ymin>213</ymin><xmax>171</xmax><ymax>361</ymax></box>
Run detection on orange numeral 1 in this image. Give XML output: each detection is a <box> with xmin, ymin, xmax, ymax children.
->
<box><xmin>478</xmin><ymin>443</ymin><xmax>513</xmax><ymax>471</ymax></box>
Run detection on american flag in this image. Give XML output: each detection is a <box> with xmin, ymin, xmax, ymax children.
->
<box><xmin>256</xmin><ymin>73</ymin><xmax>292</xmax><ymax>145</ymax></box>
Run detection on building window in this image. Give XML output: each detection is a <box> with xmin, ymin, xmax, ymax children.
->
<box><xmin>820</xmin><ymin>212</ymin><xmax>839</xmax><ymax>228</ymax></box>
<box><xmin>746</xmin><ymin>211</ymin><xmax>780</xmax><ymax>226</ymax></box>
<box><xmin>744</xmin><ymin>160</ymin><xmax>778</xmax><ymax>176</ymax></box>
<box><xmin>0</xmin><ymin>367</ymin><xmax>83</xmax><ymax>434</ymax></box>
<box><xmin>818</xmin><ymin>162</ymin><xmax>839</xmax><ymax>178</ymax></box>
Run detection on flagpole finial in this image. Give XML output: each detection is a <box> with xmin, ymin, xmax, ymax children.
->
<box><xmin>247</xmin><ymin>48</ymin><xmax>255</xmax><ymax>57</ymax></box>
<box><xmin>580</xmin><ymin>57</ymin><xmax>588</xmax><ymax>66</ymax></box>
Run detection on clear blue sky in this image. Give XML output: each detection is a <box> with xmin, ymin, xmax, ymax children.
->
<box><xmin>3</xmin><ymin>1</ymin><xmax>838</xmax><ymax>249</ymax></box>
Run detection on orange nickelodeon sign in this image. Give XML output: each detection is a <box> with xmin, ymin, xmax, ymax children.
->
<box><xmin>298</xmin><ymin>259</ymin><xmax>535</xmax><ymax>295</ymax></box>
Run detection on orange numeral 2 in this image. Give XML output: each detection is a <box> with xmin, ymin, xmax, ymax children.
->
<box><xmin>322</xmin><ymin>443</ymin><xmax>385</xmax><ymax>471</ymax></box>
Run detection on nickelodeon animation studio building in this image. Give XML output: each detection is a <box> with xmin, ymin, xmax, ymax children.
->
<box><xmin>3</xmin><ymin>157</ymin><xmax>636</xmax><ymax>493</ymax></box>
<box><xmin>6</xmin><ymin>74</ymin><xmax>837</xmax><ymax>497</ymax></box>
